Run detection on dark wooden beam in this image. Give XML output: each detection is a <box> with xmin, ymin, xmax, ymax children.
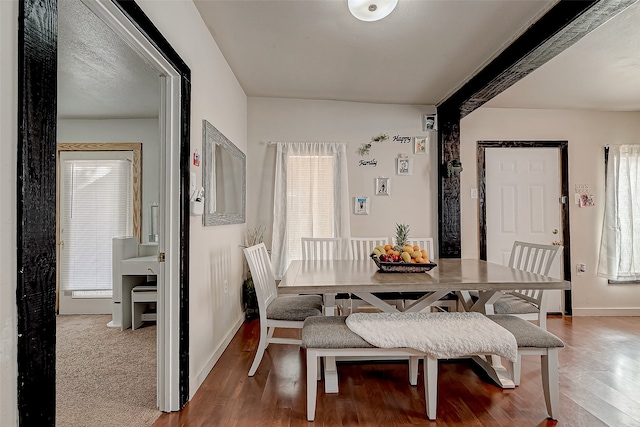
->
<box><xmin>436</xmin><ymin>0</ymin><xmax>636</xmax><ymax>258</ymax></box>
<box><xmin>17</xmin><ymin>0</ymin><xmax>58</xmax><ymax>424</ymax></box>
<box><xmin>440</xmin><ymin>0</ymin><xmax>636</xmax><ymax>117</ymax></box>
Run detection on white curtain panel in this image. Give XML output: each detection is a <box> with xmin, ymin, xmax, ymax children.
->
<box><xmin>271</xmin><ymin>142</ymin><xmax>351</xmax><ymax>278</ymax></box>
<box><xmin>598</xmin><ymin>144</ymin><xmax>640</xmax><ymax>280</ymax></box>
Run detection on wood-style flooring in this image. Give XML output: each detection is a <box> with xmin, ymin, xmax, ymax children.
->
<box><xmin>153</xmin><ymin>315</ymin><xmax>640</xmax><ymax>426</ymax></box>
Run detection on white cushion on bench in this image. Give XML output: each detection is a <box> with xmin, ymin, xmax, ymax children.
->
<box><xmin>345</xmin><ymin>312</ymin><xmax>518</xmax><ymax>362</ymax></box>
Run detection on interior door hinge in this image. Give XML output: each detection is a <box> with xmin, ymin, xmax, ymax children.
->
<box><xmin>158</xmin><ymin>252</ymin><xmax>165</xmax><ymax>263</ymax></box>
<box><xmin>559</xmin><ymin>195</ymin><xmax>567</xmax><ymax>204</ymax></box>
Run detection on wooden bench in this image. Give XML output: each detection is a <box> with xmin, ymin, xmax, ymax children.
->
<box><xmin>301</xmin><ymin>314</ymin><xmax>564</xmax><ymax>421</ymax></box>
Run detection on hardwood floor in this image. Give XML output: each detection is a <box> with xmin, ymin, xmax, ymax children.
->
<box><xmin>153</xmin><ymin>315</ymin><xmax>640</xmax><ymax>426</ymax></box>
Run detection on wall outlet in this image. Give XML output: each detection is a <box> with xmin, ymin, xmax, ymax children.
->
<box><xmin>577</xmin><ymin>263</ymin><xmax>586</xmax><ymax>275</ymax></box>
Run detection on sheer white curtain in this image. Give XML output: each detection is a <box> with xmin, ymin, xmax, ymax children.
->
<box><xmin>271</xmin><ymin>142</ymin><xmax>351</xmax><ymax>278</ymax></box>
<box><xmin>598</xmin><ymin>144</ymin><xmax>640</xmax><ymax>280</ymax></box>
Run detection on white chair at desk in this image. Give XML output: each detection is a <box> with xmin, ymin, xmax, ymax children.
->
<box><xmin>108</xmin><ymin>236</ymin><xmax>159</xmax><ymax>330</ymax></box>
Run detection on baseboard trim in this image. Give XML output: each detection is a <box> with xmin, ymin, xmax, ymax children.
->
<box><xmin>190</xmin><ymin>314</ymin><xmax>245</xmax><ymax>399</ymax></box>
<box><xmin>572</xmin><ymin>308</ymin><xmax>640</xmax><ymax>316</ymax></box>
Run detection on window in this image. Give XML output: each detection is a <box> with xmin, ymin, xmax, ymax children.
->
<box><xmin>271</xmin><ymin>142</ymin><xmax>351</xmax><ymax>278</ymax></box>
<box><xmin>286</xmin><ymin>154</ymin><xmax>335</xmax><ymax>260</ymax></box>
<box><xmin>60</xmin><ymin>151</ymin><xmax>135</xmax><ymax>291</ymax></box>
<box><xmin>598</xmin><ymin>145</ymin><xmax>640</xmax><ymax>282</ymax></box>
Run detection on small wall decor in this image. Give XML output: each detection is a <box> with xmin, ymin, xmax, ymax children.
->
<box><xmin>357</xmin><ymin>133</ymin><xmax>389</xmax><ymax>157</ymax></box>
<box><xmin>422</xmin><ymin>114</ymin><xmax>437</xmax><ymax>131</ymax></box>
<box><xmin>414</xmin><ymin>135</ymin><xmax>430</xmax><ymax>155</ymax></box>
<box><xmin>396</xmin><ymin>156</ymin><xmax>413</xmax><ymax>176</ymax></box>
<box><xmin>354</xmin><ymin>196</ymin><xmax>370</xmax><ymax>215</ymax></box>
<box><xmin>446</xmin><ymin>159</ymin><xmax>463</xmax><ymax>178</ymax></box>
<box><xmin>392</xmin><ymin>135</ymin><xmax>412</xmax><ymax>144</ymax></box>
<box><xmin>193</xmin><ymin>149</ymin><xmax>200</xmax><ymax>166</ymax></box>
<box><xmin>375</xmin><ymin>177</ymin><xmax>390</xmax><ymax>196</ymax></box>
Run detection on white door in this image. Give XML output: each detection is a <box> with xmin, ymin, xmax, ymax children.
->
<box><xmin>485</xmin><ymin>147</ymin><xmax>563</xmax><ymax>312</ymax></box>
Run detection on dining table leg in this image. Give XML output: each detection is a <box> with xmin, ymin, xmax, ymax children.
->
<box><xmin>462</xmin><ymin>290</ymin><xmax>516</xmax><ymax>388</ymax></box>
<box><xmin>320</xmin><ymin>293</ymin><xmax>340</xmax><ymax>392</ymax></box>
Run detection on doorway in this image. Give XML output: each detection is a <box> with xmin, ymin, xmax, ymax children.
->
<box><xmin>17</xmin><ymin>0</ymin><xmax>191</xmax><ymax>423</ymax></box>
<box><xmin>477</xmin><ymin>141</ymin><xmax>572</xmax><ymax>314</ymax></box>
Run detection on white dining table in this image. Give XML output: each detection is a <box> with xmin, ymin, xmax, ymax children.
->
<box><xmin>279</xmin><ymin>258</ymin><xmax>570</xmax><ymax>392</ymax></box>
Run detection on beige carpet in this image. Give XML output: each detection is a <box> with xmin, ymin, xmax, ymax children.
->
<box><xmin>56</xmin><ymin>314</ymin><xmax>161</xmax><ymax>427</ymax></box>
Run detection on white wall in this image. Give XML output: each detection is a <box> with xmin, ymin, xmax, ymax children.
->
<box><xmin>461</xmin><ymin>107</ymin><xmax>640</xmax><ymax>316</ymax></box>
<box><xmin>136</xmin><ymin>0</ymin><xmax>248</xmax><ymax>397</ymax></box>
<box><xmin>58</xmin><ymin>118</ymin><xmax>160</xmax><ymax>242</ymax></box>
<box><xmin>1</xmin><ymin>1</ymin><xmax>248</xmax><ymax>423</ymax></box>
<box><xmin>248</xmin><ymin>98</ymin><xmax>438</xmax><ymax>254</ymax></box>
<box><xmin>0</xmin><ymin>0</ymin><xmax>18</xmax><ymax>425</ymax></box>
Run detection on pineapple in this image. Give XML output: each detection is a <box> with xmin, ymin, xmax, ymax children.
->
<box><xmin>393</xmin><ymin>223</ymin><xmax>410</xmax><ymax>251</ymax></box>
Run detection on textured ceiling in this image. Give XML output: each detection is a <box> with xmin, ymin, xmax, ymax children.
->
<box><xmin>487</xmin><ymin>0</ymin><xmax>640</xmax><ymax>111</ymax></box>
<box><xmin>57</xmin><ymin>0</ymin><xmax>640</xmax><ymax>119</ymax></box>
<box><xmin>57</xmin><ymin>0</ymin><xmax>160</xmax><ymax>119</ymax></box>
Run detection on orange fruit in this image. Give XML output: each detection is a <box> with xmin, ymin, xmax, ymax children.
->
<box><xmin>413</xmin><ymin>245</ymin><xmax>420</xmax><ymax>252</ymax></box>
<box><xmin>384</xmin><ymin>244</ymin><xmax>392</xmax><ymax>251</ymax></box>
<box><xmin>415</xmin><ymin>256</ymin><xmax>423</xmax><ymax>263</ymax></box>
<box><xmin>421</xmin><ymin>250</ymin><xmax>428</xmax><ymax>259</ymax></box>
<box><xmin>386</xmin><ymin>249</ymin><xmax>394</xmax><ymax>255</ymax></box>
<box><xmin>392</xmin><ymin>250</ymin><xmax>400</xmax><ymax>256</ymax></box>
<box><xmin>410</xmin><ymin>258</ymin><xmax>417</xmax><ymax>263</ymax></box>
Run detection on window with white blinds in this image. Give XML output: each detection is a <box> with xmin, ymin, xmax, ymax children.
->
<box><xmin>60</xmin><ymin>151</ymin><xmax>134</xmax><ymax>291</ymax></box>
<box><xmin>286</xmin><ymin>155</ymin><xmax>335</xmax><ymax>260</ymax></box>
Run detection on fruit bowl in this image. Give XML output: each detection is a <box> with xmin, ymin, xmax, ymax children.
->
<box><xmin>370</xmin><ymin>254</ymin><xmax>437</xmax><ymax>273</ymax></box>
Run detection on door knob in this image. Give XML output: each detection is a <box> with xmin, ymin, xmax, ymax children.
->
<box><xmin>552</xmin><ymin>229</ymin><xmax>558</xmax><ymax>235</ymax></box>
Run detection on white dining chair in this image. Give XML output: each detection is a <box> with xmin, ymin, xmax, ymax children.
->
<box><xmin>393</xmin><ymin>237</ymin><xmax>457</xmax><ymax>312</ymax></box>
<box><xmin>488</xmin><ymin>241</ymin><xmax>563</xmax><ymax>330</ymax></box>
<box><xmin>301</xmin><ymin>237</ymin><xmax>342</xmax><ymax>261</ymax></box>
<box><xmin>301</xmin><ymin>237</ymin><xmax>349</xmax><ymax>314</ymax></box>
<box><xmin>348</xmin><ymin>237</ymin><xmax>405</xmax><ymax>313</ymax></box>
<box><xmin>243</xmin><ymin>243</ymin><xmax>323</xmax><ymax>376</ymax></box>
<box><xmin>393</xmin><ymin>237</ymin><xmax>435</xmax><ymax>261</ymax></box>
<box><xmin>348</xmin><ymin>237</ymin><xmax>388</xmax><ymax>260</ymax></box>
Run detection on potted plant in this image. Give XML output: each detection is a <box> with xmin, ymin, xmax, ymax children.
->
<box><xmin>242</xmin><ymin>225</ymin><xmax>266</xmax><ymax>318</ymax></box>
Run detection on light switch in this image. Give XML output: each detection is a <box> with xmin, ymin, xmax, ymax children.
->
<box><xmin>577</xmin><ymin>263</ymin><xmax>586</xmax><ymax>275</ymax></box>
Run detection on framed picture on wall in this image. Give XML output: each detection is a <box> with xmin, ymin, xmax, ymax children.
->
<box><xmin>414</xmin><ymin>131</ymin><xmax>434</xmax><ymax>155</ymax></box>
<box><xmin>375</xmin><ymin>177</ymin><xmax>390</xmax><ymax>196</ymax></box>
<box><xmin>422</xmin><ymin>114</ymin><xmax>437</xmax><ymax>131</ymax></box>
<box><xmin>396</xmin><ymin>158</ymin><xmax>412</xmax><ymax>176</ymax></box>
<box><xmin>354</xmin><ymin>196</ymin><xmax>370</xmax><ymax>215</ymax></box>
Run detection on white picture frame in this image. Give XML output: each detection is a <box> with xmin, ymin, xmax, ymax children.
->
<box><xmin>422</xmin><ymin>114</ymin><xmax>437</xmax><ymax>131</ymax></box>
<box><xmin>354</xmin><ymin>196</ymin><xmax>370</xmax><ymax>215</ymax></box>
<box><xmin>375</xmin><ymin>177</ymin><xmax>390</xmax><ymax>196</ymax></box>
<box><xmin>414</xmin><ymin>133</ymin><xmax>433</xmax><ymax>155</ymax></box>
<box><xmin>396</xmin><ymin>158</ymin><xmax>413</xmax><ymax>176</ymax></box>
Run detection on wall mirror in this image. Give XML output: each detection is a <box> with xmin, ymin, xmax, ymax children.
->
<box><xmin>203</xmin><ymin>120</ymin><xmax>246</xmax><ymax>226</ymax></box>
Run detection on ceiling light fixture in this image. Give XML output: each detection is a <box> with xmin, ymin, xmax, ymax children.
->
<box><xmin>348</xmin><ymin>0</ymin><xmax>398</xmax><ymax>22</ymax></box>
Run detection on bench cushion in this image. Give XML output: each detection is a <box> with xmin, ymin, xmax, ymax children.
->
<box><xmin>267</xmin><ymin>295</ymin><xmax>323</xmax><ymax>321</ymax></box>
<box><xmin>488</xmin><ymin>315</ymin><xmax>564</xmax><ymax>348</ymax></box>
<box><xmin>302</xmin><ymin>316</ymin><xmax>374</xmax><ymax>349</ymax></box>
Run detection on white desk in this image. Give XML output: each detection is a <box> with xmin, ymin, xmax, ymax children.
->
<box><xmin>107</xmin><ymin>237</ymin><xmax>159</xmax><ymax>330</ymax></box>
<box><xmin>279</xmin><ymin>258</ymin><xmax>570</xmax><ymax>392</ymax></box>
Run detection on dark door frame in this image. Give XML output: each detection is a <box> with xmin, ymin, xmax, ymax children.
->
<box><xmin>17</xmin><ymin>0</ymin><xmax>191</xmax><ymax>424</ymax></box>
<box><xmin>477</xmin><ymin>141</ymin><xmax>571</xmax><ymax>315</ymax></box>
